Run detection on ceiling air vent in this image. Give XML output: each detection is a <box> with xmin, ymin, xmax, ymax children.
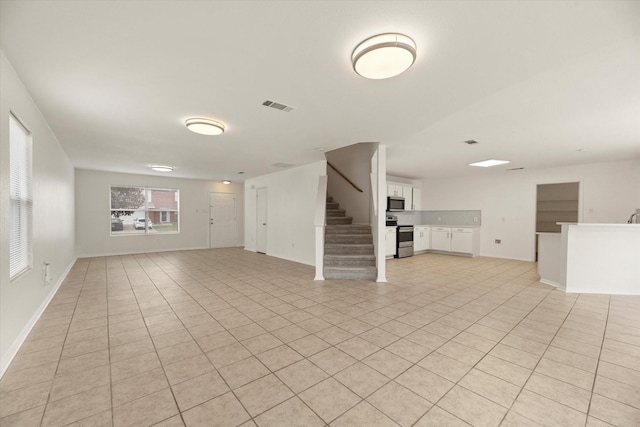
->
<box><xmin>270</xmin><ymin>162</ymin><xmax>295</xmax><ymax>169</ymax></box>
<box><xmin>463</xmin><ymin>140</ymin><xmax>479</xmax><ymax>145</ymax></box>
<box><xmin>262</xmin><ymin>99</ymin><xmax>295</xmax><ymax>112</ymax></box>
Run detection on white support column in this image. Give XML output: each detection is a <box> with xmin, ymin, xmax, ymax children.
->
<box><xmin>314</xmin><ymin>174</ymin><xmax>328</xmax><ymax>280</ymax></box>
<box><xmin>376</xmin><ymin>145</ymin><xmax>387</xmax><ymax>282</ymax></box>
<box><xmin>314</xmin><ymin>225</ymin><xmax>325</xmax><ymax>280</ymax></box>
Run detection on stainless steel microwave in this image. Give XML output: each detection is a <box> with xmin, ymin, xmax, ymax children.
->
<box><xmin>387</xmin><ymin>196</ymin><xmax>405</xmax><ymax>212</ymax></box>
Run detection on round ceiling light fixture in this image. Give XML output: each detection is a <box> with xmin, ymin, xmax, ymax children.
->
<box><xmin>352</xmin><ymin>33</ymin><xmax>417</xmax><ymax>80</ymax></box>
<box><xmin>150</xmin><ymin>164</ymin><xmax>174</xmax><ymax>172</ymax></box>
<box><xmin>222</xmin><ymin>180</ymin><xmax>231</xmax><ymax>185</ymax></box>
<box><xmin>185</xmin><ymin>118</ymin><xmax>225</xmax><ymax>136</ymax></box>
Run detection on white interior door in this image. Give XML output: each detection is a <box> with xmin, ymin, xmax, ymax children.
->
<box><xmin>210</xmin><ymin>192</ymin><xmax>236</xmax><ymax>248</ymax></box>
<box><xmin>256</xmin><ymin>187</ymin><xmax>267</xmax><ymax>254</ymax></box>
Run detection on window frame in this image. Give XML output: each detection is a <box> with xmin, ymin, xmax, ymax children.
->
<box><xmin>9</xmin><ymin>112</ymin><xmax>33</xmax><ymax>281</ymax></box>
<box><xmin>109</xmin><ymin>185</ymin><xmax>180</xmax><ymax>236</ymax></box>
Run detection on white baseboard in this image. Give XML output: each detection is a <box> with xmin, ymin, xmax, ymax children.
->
<box><xmin>539</xmin><ymin>278</ymin><xmax>560</xmax><ymax>288</ymax></box>
<box><xmin>0</xmin><ymin>257</ymin><xmax>76</xmax><ymax>378</ymax></box>
<box><xmin>75</xmin><ymin>246</ymin><xmax>209</xmax><ymax>258</ymax></box>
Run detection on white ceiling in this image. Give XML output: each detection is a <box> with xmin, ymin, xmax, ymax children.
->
<box><xmin>1</xmin><ymin>1</ymin><xmax>639</xmax><ymax>181</ymax></box>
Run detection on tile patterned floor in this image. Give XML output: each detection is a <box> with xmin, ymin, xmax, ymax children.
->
<box><xmin>1</xmin><ymin>248</ymin><xmax>639</xmax><ymax>426</ymax></box>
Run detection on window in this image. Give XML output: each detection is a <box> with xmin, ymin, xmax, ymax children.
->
<box><xmin>110</xmin><ymin>186</ymin><xmax>179</xmax><ymax>235</ymax></box>
<box><xmin>9</xmin><ymin>114</ymin><xmax>33</xmax><ymax>279</ymax></box>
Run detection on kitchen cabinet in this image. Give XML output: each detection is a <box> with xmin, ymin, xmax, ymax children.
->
<box><xmin>386</xmin><ymin>182</ymin><xmax>421</xmax><ymax>211</ymax></box>
<box><xmin>451</xmin><ymin>227</ymin><xmax>473</xmax><ymax>253</ymax></box>
<box><xmin>430</xmin><ymin>226</ymin><xmax>480</xmax><ymax>256</ymax></box>
<box><xmin>411</xmin><ymin>188</ymin><xmax>421</xmax><ymax>211</ymax></box>
<box><xmin>402</xmin><ymin>185</ymin><xmax>413</xmax><ymax>211</ymax></box>
<box><xmin>431</xmin><ymin>227</ymin><xmax>451</xmax><ymax>251</ymax></box>
<box><xmin>387</xmin><ymin>183</ymin><xmax>403</xmax><ymax>197</ymax></box>
<box><xmin>414</xmin><ymin>226</ymin><xmax>430</xmax><ymax>252</ymax></box>
<box><xmin>385</xmin><ymin>227</ymin><xmax>397</xmax><ymax>257</ymax></box>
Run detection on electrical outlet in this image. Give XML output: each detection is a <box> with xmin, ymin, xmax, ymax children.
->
<box><xmin>495</xmin><ymin>239</ymin><xmax>501</xmax><ymax>244</ymax></box>
<box><xmin>473</xmin><ymin>217</ymin><xmax>478</xmax><ymax>222</ymax></box>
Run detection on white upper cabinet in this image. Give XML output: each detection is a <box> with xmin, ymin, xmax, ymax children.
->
<box><xmin>386</xmin><ymin>181</ymin><xmax>421</xmax><ymax>210</ymax></box>
<box><xmin>411</xmin><ymin>187</ymin><xmax>421</xmax><ymax>211</ymax></box>
<box><xmin>387</xmin><ymin>183</ymin><xmax>403</xmax><ymax>197</ymax></box>
<box><xmin>403</xmin><ymin>185</ymin><xmax>413</xmax><ymax>211</ymax></box>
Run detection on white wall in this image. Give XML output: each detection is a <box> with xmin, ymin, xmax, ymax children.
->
<box><xmin>0</xmin><ymin>51</ymin><xmax>76</xmax><ymax>375</ymax></box>
<box><xmin>245</xmin><ymin>161</ymin><xmax>326</xmax><ymax>266</ymax></box>
<box><xmin>326</xmin><ymin>143</ymin><xmax>377</xmax><ymax>224</ymax></box>
<box><xmin>76</xmin><ymin>169</ymin><xmax>244</xmax><ymax>257</ymax></box>
<box><xmin>421</xmin><ymin>159</ymin><xmax>640</xmax><ymax>261</ymax></box>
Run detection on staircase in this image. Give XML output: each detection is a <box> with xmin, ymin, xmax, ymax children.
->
<box><xmin>324</xmin><ymin>196</ymin><xmax>377</xmax><ymax>280</ymax></box>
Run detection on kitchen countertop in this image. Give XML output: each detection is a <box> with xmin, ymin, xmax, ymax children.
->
<box><xmin>386</xmin><ymin>224</ymin><xmax>481</xmax><ymax>228</ymax></box>
<box><xmin>417</xmin><ymin>224</ymin><xmax>480</xmax><ymax>228</ymax></box>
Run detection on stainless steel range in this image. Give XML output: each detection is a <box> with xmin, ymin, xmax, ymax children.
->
<box><xmin>396</xmin><ymin>225</ymin><xmax>414</xmax><ymax>258</ymax></box>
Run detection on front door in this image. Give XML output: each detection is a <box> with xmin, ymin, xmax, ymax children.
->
<box><xmin>210</xmin><ymin>192</ymin><xmax>236</xmax><ymax>248</ymax></box>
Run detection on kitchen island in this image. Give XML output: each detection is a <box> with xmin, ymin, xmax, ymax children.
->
<box><xmin>537</xmin><ymin>223</ymin><xmax>640</xmax><ymax>295</ymax></box>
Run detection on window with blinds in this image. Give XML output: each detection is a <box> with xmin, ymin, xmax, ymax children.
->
<box><xmin>9</xmin><ymin>114</ymin><xmax>33</xmax><ymax>280</ymax></box>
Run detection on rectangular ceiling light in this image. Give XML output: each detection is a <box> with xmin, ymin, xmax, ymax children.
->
<box><xmin>469</xmin><ymin>159</ymin><xmax>510</xmax><ymax>167</ymax></box>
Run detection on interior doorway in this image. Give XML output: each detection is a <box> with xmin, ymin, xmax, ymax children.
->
<box><xmin>535</xmin><ymin>182</ymin><xmax>579</xmax><ymax>259</ymax></box>
<box><xmin>210</xmin><ymin>192</ymin><xmax>236</xmax><ymax>248</ymax></box>
<box><xmin>256</xmin><ymin>187</ymin><xmax>267</xmax><ymax>254</ymax></box>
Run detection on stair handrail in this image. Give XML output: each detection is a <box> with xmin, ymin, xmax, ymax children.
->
<box><xmin>327</xmin><ymin>162</ymin><xmax>363</xmax><ymax>193</ymax></box>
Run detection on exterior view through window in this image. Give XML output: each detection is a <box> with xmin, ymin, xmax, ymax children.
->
<box><xmin>9</xmin><ymin>114</ymin><xmax>33</xmax><ymax>279</ymax></box>
<box><xmin>110</xmin><ymin>186</ymin><xmax>179</xmax><ymax>235</ymax></box>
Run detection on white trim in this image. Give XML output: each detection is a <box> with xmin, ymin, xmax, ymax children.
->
<box><xmin>75</xmin><ymin>246</ymin><xmax>210</xmax><ymax>258</ymax></box>
<box><xmin>539</xmin><ymin>279</ymin><xmax>560</xmax><ymax>287</ymax></box>
<box><xmin>0</xmin><ymin>257</ymin><xmax>76</xmax><ymax>378</ymax></box>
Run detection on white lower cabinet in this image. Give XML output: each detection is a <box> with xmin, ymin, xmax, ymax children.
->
<box><xmin>385</xmin><ymin>227</ymin><xmax>396</xmax><ymax>257</ymax></box>
<box><xmin>451</xmin><ymin>227</ymin><xmax>474</xmax><ymax>253</ymax></box>
<box><xmin>430</xmin><ymin>227</ymin><xmax>479</xmax><ymax>256</ymax></box>
<box><xmin>430</xmin><ymin>227</ymin><xmax>451</xmax><ymax>251</ymax></box>
<box><xmin>414</xmin><ymin>226</ymin><xmax>430</xmax><ymax>252</ymax></box>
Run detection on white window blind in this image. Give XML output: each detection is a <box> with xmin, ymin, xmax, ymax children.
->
<box><xmin>9</xmin><ymin>114</ymin><xmax>33</xmax><ymax>279</ymax></box>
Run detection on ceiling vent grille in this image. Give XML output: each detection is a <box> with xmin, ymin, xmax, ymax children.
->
<box><xmin>262</xmin><ymin>100</ymin><xmax>295</xmax><ymax>112</ymax></box>
<box><xmin>270</xmin><ymin>162</ymin><xmax>296</xmax><ymax>169</ymax></box>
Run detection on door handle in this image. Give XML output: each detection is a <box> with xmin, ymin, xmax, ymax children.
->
<box><xmin>262</xmin><ymin>223</ymin><xmax>266</xmax><ymax>226</ymax></box>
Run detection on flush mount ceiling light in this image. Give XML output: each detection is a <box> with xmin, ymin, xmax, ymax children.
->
<box><xmin>352</xmin><ymin>33</ymin><xmax>417</xmax><ymax>79</ymax></box>
<box><xmin>150</xmin><ymin>165</ymin><xmax>174</xmax><ymax>172</ymax></box>
<box><xmin>469</xmin><ymin>159</ymin><xmax>510</xmax><ymax>168</ymax></box>
<box><xmin>185</xmin><ymin>118</ymin><xmax>225</xmax><ymax>135</ymax></box>
<box><xmin>222</xmin><ymin>180</ymin><xmax>231</xmax><ymax>185</ymax></box>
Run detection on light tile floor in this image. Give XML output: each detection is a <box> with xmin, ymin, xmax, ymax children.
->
<box><xmin>1</xmin><ymin>248</ymin><xmax>639</xmax><ymax>426</ymax></box>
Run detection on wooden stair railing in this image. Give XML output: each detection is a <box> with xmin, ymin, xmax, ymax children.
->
<box><xmin>327</xmin><ymin>162</ymin><xmax>363</xmax><ymax>193</ymax></box>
